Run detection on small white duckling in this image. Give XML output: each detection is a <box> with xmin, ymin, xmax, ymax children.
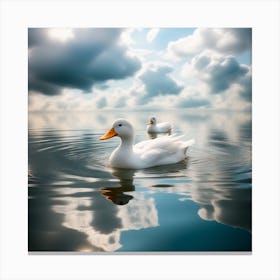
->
<box><xmin>100</xmin><ymin>119</ymin><xmax>194</xmax><ymax>169</ymax></box>
<box><xmin>146</xmin><ymin>116</ymin><xmax>172</xmax><ymax>133</ymax></box>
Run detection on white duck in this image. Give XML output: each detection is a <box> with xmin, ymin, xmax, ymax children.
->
<box><xmin>100</xmin><ymin>119</ymin><xmax>194</xmax><ymax>169</ymax></box>
<box><xmin>146</xmin><ymin>116</ymin><xmax>172</xmax><ymax>133</ymax></box>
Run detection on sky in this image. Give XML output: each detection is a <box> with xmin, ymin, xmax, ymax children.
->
<box><xmin>28</xmin><ymin>28</ymin><xmax>252</xmax><ymax>111</ymax></box>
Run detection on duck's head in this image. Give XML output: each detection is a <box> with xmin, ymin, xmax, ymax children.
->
<box><xmin>100</xmin><ymin>119</ymin><xmax>134</xmax><ymax>140</ymax></box>
<box><xmin>148</xmin><ymin>116</ymin><xmax>156</xmax><ymax>125</ymax></box>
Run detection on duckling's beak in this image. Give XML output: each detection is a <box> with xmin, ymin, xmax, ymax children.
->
<box><xmin>148</xmin><ymin>120</ymin><xmax>154</xmax><ymax>125</ymax></box>
<box><xmin>100</xmin><ymin>127</ymin><xmax>118</xmax><ymax>140</ymax></box>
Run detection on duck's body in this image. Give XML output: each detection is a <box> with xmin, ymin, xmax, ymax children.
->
<box><xmin>146</xmin><ymin>117</ymin><xmax>172</xmax><ymax>133</ymax></box>
<box><xmin>100</xmin><ymin>119</ymin><xmax>194</xmax><ymax>169</ymax></box>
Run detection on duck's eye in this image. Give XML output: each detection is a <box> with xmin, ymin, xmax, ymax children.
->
<box><xmin>118</xmin><ymin>124</ymin><xmax>122</xmax><ymax>127</ymax></box>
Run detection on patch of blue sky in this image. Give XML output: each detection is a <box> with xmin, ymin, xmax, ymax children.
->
<box><xmin>236</xmin><ymin>50</ymin><xmax>252</xmax><ymax>65</ymax></box>
<box><xmin>149</xmin><ymin>28</ymin><xmax>196</xmax><ymax>50</ymax></box>
<box><xmin>131</xmin><ymin>28</ymin><xmax>195</xmax><ymax>51</ymax></box>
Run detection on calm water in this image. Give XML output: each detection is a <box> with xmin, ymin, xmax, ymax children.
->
<box><xmin>28</xmin><ymin>110</ymin><xmax>252</xmax><ymax>252</ymax></box>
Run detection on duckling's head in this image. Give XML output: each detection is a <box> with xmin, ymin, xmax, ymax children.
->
<box><xmin>148</xmin><ymin>116</ymin><xmax>156</xmax><ymax>125</ymax></box>
<box><xmin>100</xmin><ymin>119</ymin><xmax>134</xmax><ymax>140</ymax></box>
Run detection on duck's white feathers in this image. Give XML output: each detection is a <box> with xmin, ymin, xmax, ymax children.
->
<box><xmin>100</xmin><ymin>119</ymin><xmax>194</xmax><ymax>169</ymax></box>
<box><xmin>133</xmin><ymin>134</ymin><xmax>194</xmax><ymax>167</ymax></box>
<box><xmin>146</xmin><ymin>117</ymin><xmax>172</xmax><ymax>133</ymax></box>
<box><xmin>147</xmin><ymin>122</ymin><xmax>172</xmax><ymax>133</ymax></box>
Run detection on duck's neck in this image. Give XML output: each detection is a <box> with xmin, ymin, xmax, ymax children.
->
<box><xmin>119</xmin><ymin>135</ymin><xmax>134</xmax><ymax>152</ymax></box>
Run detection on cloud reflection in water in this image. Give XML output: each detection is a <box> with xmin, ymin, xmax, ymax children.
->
<box><xmin>28</xmin><ymin>110</ymin><xmax>251</xmax><ymax>251</ymax></box>
<box><xmin>51</xmin><ymin>169</ymin><xmax>159</xmax><ymax>252</ymax></box>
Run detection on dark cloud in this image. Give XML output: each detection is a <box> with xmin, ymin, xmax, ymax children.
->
<box><xmin>238</xmin><ymin>73</ymin><xmax>252</xmax><ymax>101</ymax></box>
<box><xmin>28</xmin><ymin>28</ymin><xmax>49</xmax><ymax>48</ymax></box>
<box><xmin>28</xmin><ymin>28</ymin><xmax>141</xmax><ymax>96</ymax></box>
<box><xmin>139</xmin><ymin>64</ymin><xmax>183</xmax><ymax>99</ymax></box>
<box><xmin>191</xmin><ymin>53</ymin><xmax>250</xmax><ymax>94</ymax></box>
<box><xmin>218</xmin><ymin>28</ymin><xmax>252</xmax><ymax>54</ymax></box>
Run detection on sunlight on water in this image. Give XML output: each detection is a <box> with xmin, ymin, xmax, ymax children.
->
<box><xmin>28</xmin><ymin>110</ymin><xmax>251</xmax><ymax>252</ymax></box>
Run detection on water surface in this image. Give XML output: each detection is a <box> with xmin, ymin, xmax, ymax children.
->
<box><xmin>28</xmin><ymin>110</ymin><xmax>252</xmax><ymax>252</ymax></box>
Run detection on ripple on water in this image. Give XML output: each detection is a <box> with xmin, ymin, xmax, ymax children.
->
<box><xmin>28</xmin><ymin>111</ymin><xmax>252</xmax><ymax>252</ymax></box>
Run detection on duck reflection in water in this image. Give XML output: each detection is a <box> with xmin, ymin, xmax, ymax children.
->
<box><xmin>101</xmin><ymin>169</ymin><xmax>136</xmax><ymax>205</ymax></box>
<box><xmin>100</xmin><ymin>160</ymin><xmax>189</xmax><ymax>205</ymax></box>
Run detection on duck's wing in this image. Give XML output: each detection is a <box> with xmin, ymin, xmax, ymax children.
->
<box><xmin>158</xmin><ymin>122</ymin><xmax>172</xmax><ymax>130</ymax></box>
<box><xmin>134</xmin><ymin>135</ymin><xmax>194</xmax><ymax>164</ymax></box>
<box><xmin>134</xmin><ymin>134</ymin><xmax>175</xmax><ymax>152</ymax></box>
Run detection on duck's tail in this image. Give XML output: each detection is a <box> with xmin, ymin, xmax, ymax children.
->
<box><xmin>182</xmin><ymin>138</ymin><xmax>195</xmax><ymax>154</ymax></box>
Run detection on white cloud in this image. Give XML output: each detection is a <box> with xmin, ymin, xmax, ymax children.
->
<box><xmin>47</xmin><ymin>28</ymin><xmax>74</xmax><ymax>42</ymax></box>
<box><xmin>120</xmin><ymin>28</ymin><xmax>135</xmax><ymax>46</ymax></box>
<box><xmin>167</xmin><ymin>28</ymin><xmax>252</xmax><ymax>60</ymax></box>
<box><xmin>146</xmin><ymin>28</ymin><xmax>160</xmax><ymax>43</ymax></box>
<box><xmin>29</xmin><ymin>89</ymin><xmax>102</xmax><ymax>111</ymax></box>
<box><xmin>175</xmin><ymin>95</ymin><xmax>210</xmax><ymax>108</ymax></box>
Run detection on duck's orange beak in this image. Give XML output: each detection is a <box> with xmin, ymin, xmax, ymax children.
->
<box><xmin>100</xmin><ymin>127</ymin><xmax>118</xmax><ymax>140</ymax></box>
<box><xmin>148</xmin><ymin>120</ymin><xmax>154</xmax><ymax>125</ymax></box>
